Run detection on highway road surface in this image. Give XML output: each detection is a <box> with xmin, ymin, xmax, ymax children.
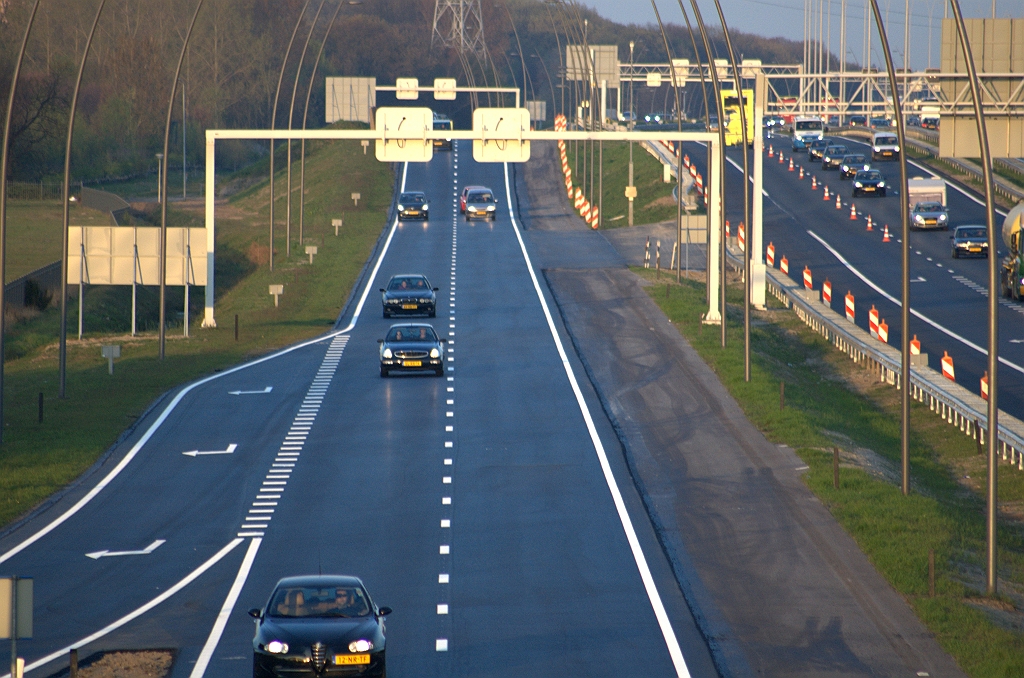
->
<box><xmin>0</xmin><ymin>145</ymin><xmax>717</xmax><ymax>677</ymax></box>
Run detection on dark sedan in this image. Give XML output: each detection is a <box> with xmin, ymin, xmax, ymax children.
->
<box><xmin>250</xmin><ymin>575</ymin><xmax>391</xmax><ymax>678</ymax></box>
<box><xmin>821</xmin><ymin>144</ymin><xmax>850</xmax><ymax>170</ymax></box>
<box><xmin>465</xmin><ymin>188</ymin><xmax>497</xmax><ymax>220</ymax></box>
<box><xmin>379</xmin><ymin>323</ymin><xmax>446</xmax><ymax>377</ymax></box>
<box><xmin>807</xmin><ymin>138</ymin><xmax>831</xmax><ymax>162</ymax></box>
<box><xmin>381</xmin><ymin>274</ymin><xmax>437</xmax><ymax>318</ymax></box>
<box><xmin>840</xmin><ymin>154</ymin><xmax>870</xmax><ymax>179</ymax></box>
<box><xmin>852</xmin><ymin>169</ymin><xmax>887</xmax><ymax>197</ymax></box>
<box><xmin>951</xmin><ymin>225</ymin><xmax>989</xmax><ymax>258</ymax></box>
<box><xmin>397</xmin><ymin>191</ymin><xmax>429</xmax><ymax>221</ymax></box>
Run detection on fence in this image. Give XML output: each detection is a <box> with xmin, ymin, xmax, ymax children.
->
<box><xmin>5</xmin><ymin>181</ymin><xmax>65</xmax><ymax>201</ymax></box>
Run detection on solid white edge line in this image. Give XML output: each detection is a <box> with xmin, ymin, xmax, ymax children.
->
<box><xmin>189</xmin><ymin>537</ymin><xmax>263</xmax><ymax>678</ymax></box>
<box><xmin>806</xmin><ymin>229</ymin><xmax>1024</xmax><ymax>376</ymax></box>
<box><xmin>1</xmin><ymin>538</ymin><xmax>245</xmax><ymax>678</ymax></box>
<box><xmin>0</xmin><ymin>163</ymin><xmax>409</xmax><ymax>566</ymax></box>
<box><xmin>502</xmin><ymin>163</ymin><xmax>691</xmax><ymax>678</ymax></box>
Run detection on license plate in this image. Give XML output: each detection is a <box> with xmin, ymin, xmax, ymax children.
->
<box><xmin>883</xmin><ymin>151</ymin><xmax>892</xmax><ymax>156</ymax></box>
<box><xmin>402</xmin><ymin>304</ymin><xmax>418</xmax><ymax>309</ymax></box>
<box><xmin>864</xmin><ymin>187</ymin><xmax>875</xmax><ymax>191</ymax></box>
<box><xmin>335</xmin><ymin>654</ymin><xmax>370</xmax><ymax>665</ymax></box>
<box><xmin>404</xmin><ymin>360</ymin><xmax>422</xmax><ymax>367</ymax></box>
<box><xmin>925</xmin><ymin>219</ymin><xmax>936</xmax><ymax>225</ymax></box>
<box><xmin>970</xmin><ymin>247</ymin><xmax>982</xmax><ymax>252</ymax></box>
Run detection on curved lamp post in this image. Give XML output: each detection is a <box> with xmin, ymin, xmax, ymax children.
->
<box><xmin>159</xmin><ymin>0</ymin><xmax>206</xmax><ymax>360</ymax></box>
<box><xmin>285</xmin><ymin>0</ymin><xmax>328</xmax><ymax>259</ymax></box>
<box><xmin>268</xmin><ymin>0</ymin><xmax>312</xmax><ymax>273</ymax></box>
<box><xmin>0</xmin><ymin>0</ymin><xmax>42</xmax><ymax>443</ymax></box>
<box><xmin>59</xmin><ymin>0</ymin><xmax>106</xmax><ymax>398</ymax></box>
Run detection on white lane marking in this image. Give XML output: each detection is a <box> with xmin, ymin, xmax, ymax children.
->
<box><xmin>182</xmin><ymin>443</ymin><xmax>238</xmax><ymax>457</ymax></box>
<box><xmin>189</xmin><ymin>537</ymin><xmax>262</xmax><ymax>678</ymax></box>
<box><xmin>444</xmin><ymin>458</ymin><xmax>452</xmax><ymax>465</ymax></box>
<box><xmin>2</xmin><ymin>539</ymin><xmax>244</xmax><ymax>678</ymax></box>
<box><xmin>228</xmin><ymin>387</ymin><xmax>273</xmax><ymax>395</ymax></box>
<box><xmin>439</xmin><ymin>574</ymin><xmax>450</xmax><ymax>583</ymax></box>
<box><xmin>441</xmin><ymin>519</ymin><xmax>450</xmax><ymax>528</ymax></box>
<box><xmin>437</xmin><ymin>604</ymin><xmax>449</xmax><ymax>614</ymax></box>
<box><xmin>443</xmin><ymin>497</ymin><xmax>451</xmax><ymax>505</ymax></box>
<box><xmin>807</xmin><ymin>229</ymin><xmax>1024</xmax><ymax>376</ymax></box>
<box><xmin>443</xmin><ymin>477</ymin><xmax>452</xmax><ymax>484</ymax></box>
<box><xmin>502</xmin><ymin>164</ymin><xmax>691</xmax><ymax>677</ymax></box>
<box><xmin>85</xmin><ymin>539</ymin><xmax>165</xmax><ymax>560</ymax></box>
<box><xmin>440</xmin><ymin>544</ymin><xmax>450</xmax><ymax>554</ymax></box>
<box><xmin>436</xmin><ymin>639</ymin><xmax>448</xmax><ymax>652</ymax></box>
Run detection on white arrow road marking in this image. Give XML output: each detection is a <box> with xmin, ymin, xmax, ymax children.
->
<box><xmin>183</xmin><ymin>444</ymin><xmax>237</xmax><ymax>457</ymax></box>
<box><xmin>228</xmin><ymin>387</ymin><xmax>272</xmax><ymax>395</ymax></box>
<box><xmin>86</xmin><ymin>539</ymin><xmax>165</xmax><ymax>560</ymax></box>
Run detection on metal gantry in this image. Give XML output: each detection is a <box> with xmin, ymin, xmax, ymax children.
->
<box><xmin>431</xmin><ymin>0</ymin><xmax>488</xmax><ymax>56</ymax></box>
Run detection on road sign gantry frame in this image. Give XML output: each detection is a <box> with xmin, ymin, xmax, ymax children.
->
<box><xmin>204</xmin><ymin>125</ymin><xmax>728</xmax><ymax>329</ymax></box>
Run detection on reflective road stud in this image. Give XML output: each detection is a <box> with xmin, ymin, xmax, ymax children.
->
<box><xmin>869</xmin><ymin>305</ymin><xmax>879</xmax><ymax>338</ymax></box>
<box><xmin>822</xmin><ymin>279</ymin><xmax>832</xmax><ymax>304</ymax></box>
<box><xmin>766</xmin><ymin>242</ymin><xmax>775</xmax><ymax>267</ymax></box>
<box><xmin>877</xmin><ymin>319</ymin><xmax>889</xmax><ymax>343</ymax></box>
<box><xmin>803</xmin><ymin>266</ymin><xmax>812</xmax><ymax>290</ymax></box>
<box><xmin>780</xmin><ymin>256</ymin><xmax>789</xmax><ymax>276</ymax></box>
<box><xmin>941</xmin><ymin>351</ymin><xmax>955</xmax><ymax>381</ymax></box>
<box><xmin>845</xmin><ymin>292</ymin><xmax>855</xmax><ymax>322</ymax></box>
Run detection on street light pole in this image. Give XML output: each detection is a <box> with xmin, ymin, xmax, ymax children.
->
<box><xmin>60</xmin><ymin>0</ymin><xmax>106</xmax><ymax>400</ymax></box>
<box><xmin>159</xmin><ymin>0</ymin><xmax>205</xmax><ymax>360</ymax></box>
<box><xmin>628</xmin><ymin>40</ymin><xmax>635</xmax><ymax>228</ymax></box>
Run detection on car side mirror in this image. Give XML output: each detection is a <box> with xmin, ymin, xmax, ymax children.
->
<box><xmin>378</xmin><ymin>606</ymin><xmax>393</xmax><ymax>616</ymax></box>
<box><xmin>433</xmin><ymin>287</ymin><xmax>439</xmax><ymax>292</ymax></box>
<box><xmin>248</xmin><ymin>608</ymin><xmax>262</xmax><ymax>619</ymax></box>
<box><xmin>823</xmin><ymin>126</ymin><xmax>830</xmax><ymax>133</ymax></box>
<box><xmin>379</xmin><ymin>288</ymin><xmax>385</xmax><ymax>293</ymax></box>
<box><xmin>440</xmin><ymin>338</ymin><xmax>448</xmax><ymax>343</ymax></box>
<box><xmin>377</xmin><ymin>339</ymin><xmax>384</xmax><ymax>343</ymax></box>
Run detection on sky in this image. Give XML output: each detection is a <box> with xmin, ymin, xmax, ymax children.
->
<box><xmin>582</xmin><ymin>0</ymin><xmax>1019</xmax><ymax>71</ymax></box>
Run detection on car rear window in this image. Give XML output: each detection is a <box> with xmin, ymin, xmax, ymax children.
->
<box><xmin>843</xmin><ymin>155</ymin><xmax>865</xmax><ymax>163</ymax></box>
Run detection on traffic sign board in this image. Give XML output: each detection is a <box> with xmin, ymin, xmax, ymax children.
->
<box><xmin>472</xmin><ymin>108</ymin><xmax>530</xmax><ymax>163</ymax></box>
<box><xmin>374</xmin><ymin>107</ymin><xmax>433</xmax><ymax>162</ymax></box>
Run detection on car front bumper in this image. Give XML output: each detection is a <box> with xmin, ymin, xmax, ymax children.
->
<box><xmin>383</xmin><ymin>301</ymin><xmax>435</xmax><ymax>316</ymax></box>
<box><xmin>398</xmin><ymin>209</ymin><xmax>428</xmax><ymax>220</ymax></box>
<box><xmin>254</xmin><ymin>651</ymin><xmax>385</xmax><ymax>678</ymax></box>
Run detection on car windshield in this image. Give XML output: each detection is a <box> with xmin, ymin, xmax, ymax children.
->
<box><xmin>400</xmin><ymin>193</ymin><xmax>425</xmax><ymax>204</ymax></box>
<box><xmin>468</xmin><ymin>191</ymin><xmax>493</xmax><ymax>203</ymax></box>
<box><xmin>387</xmin><ymin>276</ymin><xmax>429</xmax><ymax>292</ymax></box>
<box><xmin>811</xmin><ymin>139</ymin><xmax>829</xmax><ymax>148</ymax></box>
<box><xmin>269</xmin><ymin>586</ymin><xmax>371</xmax><ymax>618</ymax></box>
<box><xmin>825</xmin><ymin>145</ymin><xmax>848</xmax><ymax>155</ymax></box>
<box><xmin>876</xmin><ymin>136</ymin><xmax>897</xmax><ymax>145</ymax></box>
<box><xmin>915</xmin><ymin>202</ymin><xmax>944</xmax><ymax>212</ymax></box>
<box><xmin>842</xmin><ymin>155</ymin><xmax>865</xmax><ymax>164</ymax></box>
<box><xmin>796</xmin><ymin>121</ymin><xmax>822</xmax><ymax>131</ymax></box>
<box><xmin>386</xmin><ymin>326</ymin><xmax>437</xmax><ymax>342</ymax></box>
<box><xmin>958</xmin><ymin>228</ymin><xmax>987</xmax><ymax>239</ymax></box>
<box><xmin>433</xmin><ymin>120</ymin><xmax>452</xmax><ymax>131</ymax></box>
<box><xmin>857</xmin><ymin>171</ymin><xmax>882</xmax><ymax>181</ymax></box>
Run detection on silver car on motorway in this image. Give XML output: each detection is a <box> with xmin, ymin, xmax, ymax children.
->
<box><xmin>910</xmin><ymin>201</ymin><xmax>949</xmax><ymax>230</ymax></box>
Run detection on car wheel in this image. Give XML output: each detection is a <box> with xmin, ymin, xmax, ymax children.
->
<box><xmin>383</xmin><ymin>311</ymin><xmax>390</xmax><ymax>318</ymax></box>
<box><xmin>879</xmin><ymin>189</ymin><xmax>887</xmax><ymax>197</ymax></box>
<box><xmin>435</xmin><ymin>367</ymin><xmax>444</xmax><ymax>377</ymax></box>
<box><xmin>429</xmin><ymin>309</ymin><xmax>436</xmax><ymax>318</ymax></box>
<box><xmin>952</xmin><ymin>250</ymin><xmax>959</xmax><ymax>258</ymax></box>
<box><xmin>852</xmin><ymin>190</ymin><xmax>859</xmax><ymax>198</ymax></box>
<box><xmin>380</xmin><ymin>366</ymin><xmax>389</xmax><ymax>378</ymax></box>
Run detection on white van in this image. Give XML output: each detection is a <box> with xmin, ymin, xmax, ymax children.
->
<box><xmin>791</xmin><ymin>116</ymin><xmax>824</xmax><ymax>151</ymax></box>
<box><xmin>871</xmin><ymin>131</ymin><xmax>900</xmax><ymax>161</ymax></box>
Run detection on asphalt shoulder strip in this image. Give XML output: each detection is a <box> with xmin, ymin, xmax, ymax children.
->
<box><xmin>519</xmin><ymin>141</ymin><xmax>967</xmax><ymax>678</ymax></box>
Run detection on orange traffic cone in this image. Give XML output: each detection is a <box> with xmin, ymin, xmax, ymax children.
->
<box><xmin>850</xmin><ymin>203</ymin><xmax>857</xmax><ymax>220</ymax></box>
<box><xmin>788</xmin><ymin>158</ymin><xmax>794</xmax><ymax>171</ymax></box>
<box><xmin>799</xmin><ymin>166</ymin><xmax>805</xmax><ymax>180</ymax></box>
<box><xmin>768</xmin><ymin>144</ymin><xmax>774</xmax><ymax>157</ymax></box>
<box><xmin>835</xmin><ymin>194</ymin><xmax>842</xmax><ymax>209</ymax></box>
<box><xmin>812</xmin><ymin>175</ymin><xmax>818</xmax><ymax>190</ymax></box>
<box><xmin>866</xmin><ymin>214</ymin><xmax>873</xmax><ymax>231</ymax></box>
<box><xmin>882</xmin><ymin>224</ymin><xmax>891</xmax><ymax>242</ymax></box>
<box><xmin>823</xmin><ymin>185</ymin><xmax>830</xmax><ymax>200</ymax></box>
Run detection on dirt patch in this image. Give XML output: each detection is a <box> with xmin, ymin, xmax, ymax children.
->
<box><xmin>54</xmin><ymin>650</ymin><xmax>173</xmax><ymax>678</ymax></box>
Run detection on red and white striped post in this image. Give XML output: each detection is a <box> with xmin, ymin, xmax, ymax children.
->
<box><xmin>766</xmin><ymin>242</ymin><xmax>775</xmax><ymax>267</ymax></box>
<box><xmin>981</xmin><ymin>371</ymin><xmax>989</xmax><ymax>400</ymax></box>
<box><xmin>822</xmin><ymin>279</ymin><xmax>832</xmax><ymax>305</ymax></box>
<box><xmin>877</xmin><ymin>319</ymin><xmax>889</xmax><ymax>343</ymax></box>
<box><xmin>869</xmin><ymin>305</ymin><xmax>879</xmax><ymax>338</ymax></box>
<box><xmin>910</xmin><ymin>334</ymin><xmax>921</xmax><ymax>355</ymax></box>
<box><xmin>845</xmin><ymin>292</ymin><xmax>855</xmax><ymax>322</ymax></box>
<box><xmin>738</xmin><ymin>222</ymin><xmax>746</xmax><ymax>252</ymax></box>
<box><xmin>941</xmin><ymin>352</ymin><xmax>955</xmax><ymax>381</ymax></box>
<box><xmin>780</xmin><ymin>256</ymin><xmax>789</xmax><ymax>276</ymax></box>
<box><xmin>803</xmin><ymin>266</ymin><xmax>813</xmax><ymax>290</ymax></box>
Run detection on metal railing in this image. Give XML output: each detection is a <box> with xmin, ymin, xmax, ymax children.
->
<box><xmin>725</xmin><ymin>243</ymin><xmax>1024</xmax><ymax>470</ymax></box>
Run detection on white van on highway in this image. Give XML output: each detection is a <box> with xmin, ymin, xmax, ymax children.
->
<box><xmin>791</xmin><ymin>116</ymin><xmax>825</xmax><ymax>151</ymax></box>
<box><xmin>871</xmin><ymin>131</ymin><xmax>900</xmax><ymax>161</ymax></box>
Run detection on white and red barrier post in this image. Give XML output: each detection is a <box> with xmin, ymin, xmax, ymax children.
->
<box><xmin>845</xmin><ymin>292</ymin><xmax>855</xmax><ymax>322</ymax></box>
<box><xmin>869</xmin><ymin>305</ymin><xmax>879</xmax><ymax>338</ymax></box>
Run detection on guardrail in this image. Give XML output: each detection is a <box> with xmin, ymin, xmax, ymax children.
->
<box><xmin>723</xmin><ymin>243</ymin><xmax>1024</xmax><ymax>470</ymax></box>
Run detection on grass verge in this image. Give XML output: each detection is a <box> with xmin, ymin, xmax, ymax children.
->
<box><xmin>636</xmin><ymin>267</ymin><xmax>1024</xmax><ymax>676</ymax></box>
<box><xmin>0</xmin><ymin>128</ymin><xmax>394</xmax><ymax>530</ymax></box>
